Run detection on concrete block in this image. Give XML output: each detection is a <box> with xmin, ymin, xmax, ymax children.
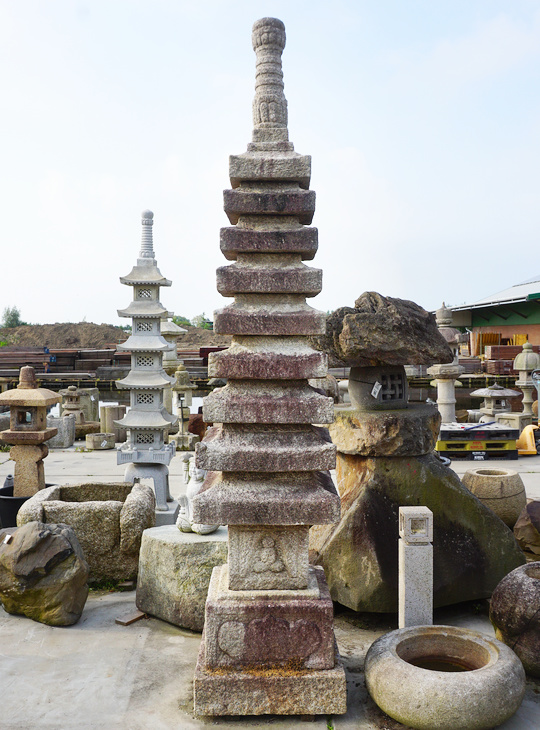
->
<box><xmin>46</xmin><ymin>414</ymin><xmax>76</xmax><ymax>449</ymax></box>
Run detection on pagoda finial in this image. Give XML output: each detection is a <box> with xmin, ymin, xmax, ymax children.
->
<box><xmin>139</xmin><ymin>210</ymin><xmax>154</xmax><ymax>260</ymax></box>
<box><xmin>251</xmin><ymin>18</ymin><xmax>289</xmax><ymax>144</ymax></box>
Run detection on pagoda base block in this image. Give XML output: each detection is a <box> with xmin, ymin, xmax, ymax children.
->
<box><xmin>194</xmin><ymin>634</ymin><xmax>347</xmax><ymax>716</ymax></box>
<box><xmin>154</xmin><ymin>500</ymin><xmax>179</xmax><ymax>526</ymax></box>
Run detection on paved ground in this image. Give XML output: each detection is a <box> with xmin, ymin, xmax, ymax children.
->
<box><xmin>0</xmin><ymin>445</ymin><xmax>539</xmax><ymax>729</ymax></box>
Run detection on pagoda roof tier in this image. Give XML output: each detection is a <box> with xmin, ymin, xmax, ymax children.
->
<box><xmin>216</xmin><ymin>261</ymin><xmax>322</xmax><ymax>297</ymax></box>
<box><xmin>116</xmin><ymin>371</ymin><xmax>174</xmax><ymax>389</ymax></box>
<box><xmin>203</xmin><ymin>380</ymin><xmax>334</xmax><ymax>424</ymax></box>
<box><xmin>214</xmin><ymin>298</ymin><xmax>325</xmax><ymax>336</ymax></box>
<box><xmin>120</xmin><ymin>264</ymin><xmax>172</xmax><ymax>286</ymax></box>
<box><xmin>117</xmin><ymin>301</ymin><xmax>173</xmax><ymax>318</ymax></box>
<box><xmin>224</xmin><ymin>187</ymin><xmax>315</xmax><ymax>226</ymax></box>
<box><xmin>115</xmin><ymin>408</ymin><xmax>177</xmax><ymax>430</ymax></box>
<box><xmin>209</xmin><ymin>337</ymin><xmax>327</xmax><ymax>379</ymax></box>
<box><xmin>197</xmin><ymin>424</ymin><xmax>335</xmax><ymax>472</ymax></box>
<box><xmin>117</xmin><ymin>335</ymin><xmax>174</xmax><ymax>352</ymax></box>
<box><xmin>220</xmin><ymin>227</ymin><xmax>318</xmax><ymax>261</ymax></box>
<box><xmin>229</xmin><ymin>150</ymin><xmax>311</xmax><ymax>189</ymax></box>
<box><xmin>191</xmin><ymin>470</ymin><xmax>340</xmax><ymax>526</ymax></box>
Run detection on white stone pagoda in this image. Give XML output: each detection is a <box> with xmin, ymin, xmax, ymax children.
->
<box><xmin>115</xmin><ymin>210</ymin><xmax>178</xmax><ymax>525</ymax></box>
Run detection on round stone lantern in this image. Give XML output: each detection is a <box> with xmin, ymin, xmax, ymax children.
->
<box><xmin>514</xmin><ymin>342</ymin><xmax>540</xmax><ymax>416</ymax></box>
<box><xmin>0</xmin><ymin>366</ymin><xmax>60</xmax><ymax>497</ymax></box>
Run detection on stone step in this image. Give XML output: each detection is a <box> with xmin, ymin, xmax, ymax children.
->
<box><xmin>214</xmin><ymin>302</ymin><xmax>326</xmax><ymax>336</ymax></box>
<box><xmin>191</xmin><ymin>470</ymin><xmax>340</xmax><ymax>525</ymax></box>
<box><xmin>197</xmin><ymin>424</ymin><xmax>336</xmax><ymax>471</ymax></box>
<box><xmin>202</xmin><ymin>381</ymin><xmax>334</xmax><ymax>424</ymax></box>
<box><xmin>220</xmin><ymin>227</ymin><xmax>318</xmax><ymax>260</ymax></box>
<box><xmin>224</xmin><ymin>189</ymin><xmax>315</xmax><ymax>225</ymax></box>
<box><xmin>216</xmin><ymin>263</ymin><xmax>322</xmax><ymax>297</ymax></box>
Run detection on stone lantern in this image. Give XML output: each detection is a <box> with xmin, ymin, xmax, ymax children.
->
<box><xmin>160</xmin><ymin>317</ymin><xmax>186</xmax><ymax>414</ymax></box>
<box><xmin>470</xmin><ymin>383</ymin><xmax>520</xmax><ymax>423</ymax></box>
<box><xmin>170</xmin><ymin>362</ymin><xmax>199</xmax><ymax>451</ymax></box>
<box><xmin>115</xmin><ymin>210</ymin><xmax>178</xmax><ymax>525</ymax></box>
<box><xmin>0</xmin><ymin>366</ymin><xmax>60</xmax><ymax>497</ymax></box>
<box><xmin>426</xmin><ymin>304</ymin><xmax>467</xmax><ymax>423</ymax></box>
<box><xmin>514</xmin><ymin>343</ymin><xmax>540</xmax><ymax>417</ymax></box>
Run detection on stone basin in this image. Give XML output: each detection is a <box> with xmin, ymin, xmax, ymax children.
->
<box><xmin>365</xmin><ymin>625</ymin><xmax>525</xmax><ymax>730</ymax></box>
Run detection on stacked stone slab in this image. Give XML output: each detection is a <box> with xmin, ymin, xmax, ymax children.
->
<box><xmin>192</xmin><ymin>17</ymin><xmax>346</xmax><ymax>717</ymax></box>
<box><xmin>115</xmin><ymin>211</ymin><xmax>178</xmax><ymax>525</ymax></box>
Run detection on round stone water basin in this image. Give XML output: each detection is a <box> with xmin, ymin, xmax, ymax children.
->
<box><xmin>364</xmin><ymin>625</ymin><xmax>525</xmax><ymax>730</ymax></box>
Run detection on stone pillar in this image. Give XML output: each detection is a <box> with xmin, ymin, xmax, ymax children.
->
<box><xmin>398</xmin><ymin>506</ymin><xmax>433</xmax><ymax>628</ymax></box>
<box><xmin>192</xmin><ymin>17</ymin><xmax>346</xmax><ymax>717</ymax></box>
<box><xmin>100</xmin><ymin>405</ymin><xmax>127</xmax><ymax>443</ymax></box>
<box><xmin>426</xmin><ymin>363</ymin><xmax>463</xmax><ymax>423</ymax></box>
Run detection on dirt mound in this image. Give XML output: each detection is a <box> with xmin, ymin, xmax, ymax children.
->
<box><xmin>0</xmin><ymin>322</ymin><xmax>231</xmax><ymax>350</ymax></box>
<box><xmin>0</xmin><ymin>323</ymin><xmax>128</xmax><ymax>349</ymax></box>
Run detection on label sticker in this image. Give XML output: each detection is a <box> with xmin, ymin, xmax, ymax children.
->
<box><xmin>371</xmin><ymin>381</ymin><xmax>382</xmax><ymax>398</ymax></box>
<box><xmin>101</xmin><ymin>440</ymin><xmax>108</xmax><ymax>448</ymax></box>
<box><xmin>3</xmin><ymin>534</ymin><xmax>12</xmax><ymax>544</ymax></box>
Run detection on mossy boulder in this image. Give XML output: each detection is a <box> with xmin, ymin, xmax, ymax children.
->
<box><xmin>310</xmin><ymin>453</ymin><xmax>525</xmax><ymax>612</ymax></box>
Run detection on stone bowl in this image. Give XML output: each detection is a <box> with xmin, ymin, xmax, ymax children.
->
<box><xmin>365</xmin><ymin>625</ymin><xmax>525</xmax><ymax>730</ymax></box>
<box><xmin>461</xmin><ymin>467</ymin><xmax>526</xmax><ymax>527</ymax></box>
<box><xmin>490</xmin><ymin>561</ymin><xmax>540</xmax><ymax>677</ymax></box>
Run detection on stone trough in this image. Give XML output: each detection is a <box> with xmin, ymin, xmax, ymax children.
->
<box><xmin>16</xmin><ymin>481</ymin><xmax>155</xmax><ymax>581</ymax></box>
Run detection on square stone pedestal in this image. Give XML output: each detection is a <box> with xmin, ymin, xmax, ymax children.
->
<box><xmin>495</xmin><ymin>412</ymin><xmax>533</xmax><ymax>432</ymax></box>
<box><xmin>136</xmin><ymin>525</ymin><xmax>228</xmax><ymax>631</ymax></box>
<box><xmin>194</xmin><ymin>564</ymin><xmax>347</xmax><ymax>715</ymax></box>
<box><xmin>154</xmin><ymin>501</ymin><xmax>180</xmax><ymax>527</ymax></box>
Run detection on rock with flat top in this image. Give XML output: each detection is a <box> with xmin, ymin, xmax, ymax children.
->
<box><xmin>0</xmin><ymin>521</ymin><xmax>89</xmax><ymax>625</ymax></box>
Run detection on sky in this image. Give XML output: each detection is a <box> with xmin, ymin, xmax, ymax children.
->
<box><xmin>1</xmin><ymin>0</ymin><xmax>539</xmax><ymax>327</ymax></box>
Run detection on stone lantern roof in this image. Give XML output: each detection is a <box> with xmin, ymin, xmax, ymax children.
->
<box><xmin>0</xmin><ymin>366</ymin><xmax>60</xmax><ymax>408</ymax></box>
<box><xmin>470</xmin><ymin>383</ymin><xmax>520</xmax><ymax>399</ymax></box>
<box><xmin>514</xmin><ymin>342</ymin><xmax>540</xmax><ymax>372</ymax></box>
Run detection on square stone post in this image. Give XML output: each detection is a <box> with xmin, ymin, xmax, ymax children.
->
<box><xmin>398</xmin><ymin>506</ymin><xmax>433</xmax><ymax>628</ymax></box>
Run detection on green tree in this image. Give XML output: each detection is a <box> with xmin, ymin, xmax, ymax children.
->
<box><xmin>172</xmin><ymin>314</ymin><xmax>191</xmax><ymax>328</ymax></box>
<box><xmin>191</xmin><ymin>313</ymin><xmax>213</xmax><ymax>330</ymax></box>
<box><xmin>2</xmin><ymin>306</ymin><xmax>26</xmax><ymax>328</ymax></box>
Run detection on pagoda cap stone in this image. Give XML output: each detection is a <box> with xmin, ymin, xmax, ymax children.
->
<box><xmin>0</xmin><ymin>366</ymin><xmax>61</xmax><ymax>407</ymax></box>
<box><xmin>310</xmin><ymin>291</ymin><xmax>454</xmax><ymax>367</ymax></box>
<box><xmin>470</xmin><ymin>383</ymin><xmax>521</xmax><ymax>398</ymax></box>
<box><xmin>514</xmin><ymin>341</ymin><xmax>540</xmax><ymax>371</ymax></box>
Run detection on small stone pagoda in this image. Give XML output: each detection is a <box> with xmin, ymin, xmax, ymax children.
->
<box><xmin>427</xmin><ymin>303</ymin><xmax>465</xmax><ymax>423</ymax></box>
<box><xmin>115</xmin><ymin>210</ymin><xmax>178</xmax><ymax>525</ymax></box>
<box><xmin>0</xmin><ymin>366</ymin><xmax>60</xmax><ymax>496</ymax></box>
<box><xmin>192</xmin><ymin>17</ymin><xmax>346</xmax><ymax>716</ymax></box>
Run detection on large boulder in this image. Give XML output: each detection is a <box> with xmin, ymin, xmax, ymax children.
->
<box><xmin>490</xmin><ymin>562</ymin><xmax>540</xmax><ymax>677</ymax></box>
<box><xmin>310</xmin><ymin>291</ymin><xmax>453</xmax><ymax>367</ymax></box>
<box><xmin>514</xmin><ymin>500</ymin><xmax>540</xmax><ymax>556</ymax></box>
<box><xmin>310</xmin><ymin>453</ymin><xmax>525</xmax><ymax>612</ymax></box>
<box><xmin>0</xmin><ymin>521</ymin><xmax>89</xmax><ymax>625</ymax></box>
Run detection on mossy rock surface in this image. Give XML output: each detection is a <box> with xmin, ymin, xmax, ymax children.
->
<box><xmin>310</xmin><ymin>453</ymin><xmax>525</xmax><ymax>612</ymax></box>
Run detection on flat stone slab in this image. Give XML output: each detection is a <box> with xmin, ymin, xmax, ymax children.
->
<box><xmin>136</xmin><ymin>525</ymin><xmax>228</xmax><ymax>632</ymax></box>
<box><xmin>194</xmin><ymin>633</ymin><xmax>347</xmax><ymax>716</ymax></box>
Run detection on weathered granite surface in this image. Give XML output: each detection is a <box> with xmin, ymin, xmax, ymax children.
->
<box><xmin>17</xmin><ymin>482</ymin><xmax>155</xmax><ymax>581</ymax></box>
<box><xmin>490</xmin><ymin>562</ymin><xmax>540</xmax><ymax>677</ymax></box>
<box><xmin>0</xmin><ymin>521</ymin><xmax>89</xmax><ymax>625</ymax></box>
<box><xmin>330</xmin><ymin>403</ymin><xmax>440</xmax><ymax>457</ymax></box>
<box><xmin>310</xmin><ymin>291</ymin><xmax>453</xmax><ymax>367</ymax></box>
<box><xmin>310</xmin><ymin>453</ymin><xmax>525</xmax><ymax>612</ymax></box>
<box><xmin>136</xmin><ymin>525</ymin><xmax>228</xmax><ymax>632</ymax></box>
<box><xmin>514</xmin><ymin>500</ymin><xmax>540</xmax><ymax>555</ymax></box>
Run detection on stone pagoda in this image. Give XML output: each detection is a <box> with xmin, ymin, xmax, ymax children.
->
<box><xmin>192</xmin><ymin>17</ymin><xmax>346</xmax><ymax>716</ymax></box>
<box><xmin>115</xmin><ymin>210</ymin><xmax>178</xmax><ymax>525</ymax></box>
<box><xmin>427</xmin><ymin>303</ymin><xmax>466</xmax><ymax>423</ymax></box>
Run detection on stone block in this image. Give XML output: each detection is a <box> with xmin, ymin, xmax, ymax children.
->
<box><xmin>100</xmin><ymin>405</ymin><xmax>127</xmax><ymax>442</ymax></box>
<box><xmin>398</xmin><ymin>542</ymin><xmax>433</xmax><ymax>628</ymax></box>
<box><xmin>196</xmin><ymin>424</ymin><xmax>335</xmax><ymax>472</ymax></box>
<box><xmin>203</xmin><ymin>564</ymin><xmax>335</xmax><ymax>670</ymax></box>
<box><xmin>85</xmin><ymin>432</ymin><xmax>115</xmax><ymax>450</ymax></box>
<box><xmin>0</xmin><ymin>521</ymin><xmax>89</xmax><ymax>626</ymax></box>
<box><xmin>228</xmin><ymin>525</ymin><xmax>309</xmax><ymax>590</ymax></box>
<box><xmin>216</xmin><ymin>263</ymin><xmax>322</xmax><ymax>297</ymax></box>
<box><xmin>194</xmin><ymin>635</ymin><xmax>347</xmax><ymax>716</ymax></box>
<box><xmin>223</xmin><ymin>188</ymin><xmax>315</xmax><ymax>225</ymax></box>
<box><xmin>46</xmin><ymin>414</ymin><xmax>76</xmax><ymax>449</ymax></box>
<box><xmin>399</xmin><ymin>506</ymin><xmax>433</xmax><ymax>544</ymax></box>
<box><xmin>329</xmin><ymin>403</ymin><xmax>440</xmax><ymax>457</ymax></box>
<box><xmin>228</xmin><ymin>151</ymin><xmax>312</xmax><ymax>189</ymax></box>
<box><xmin>192</xmin><ymin>470</ymin><xmax>341</xmax><ymax>526</ymax></box>
<box><xmin>220</xmin><ymin>227</ymin><xmax>318</xmax><ymax>260</ymax></box>
<box><xmin>209</xmin><ymin>343</ymin><xmax>327</xmax><ymax>380</ymax></box>
<box><xmin>214</xmin><ymin>302</ymin><xmax>326</xmax><ymax>336</ymax></box>
<box><xmin>10</xmin><ymin>443</ymin><xmax>48</xmax><ymax>497</ymax></box>
<box><xmin>135</xmin><ymin>525</ymin><xmax>228</xmax><ymax>632</ymax></box>
<box><xmin>203</xmin><ymin>381</ymin><xmax>334</xmax><ymax>424</ymax></box>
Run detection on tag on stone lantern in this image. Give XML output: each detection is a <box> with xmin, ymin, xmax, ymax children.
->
<box><xmin>371</xmin><ymin>381</ymin><xmax>382</xmax><ymax>399</ymax></box>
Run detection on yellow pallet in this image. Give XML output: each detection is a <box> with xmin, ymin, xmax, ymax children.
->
<box><xmin>436</xmin><ymin>439</ymin><xmax>516</xmax><ymax>452</ymax></box>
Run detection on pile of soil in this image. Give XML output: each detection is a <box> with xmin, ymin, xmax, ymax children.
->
<box><xmin>0</xmin><ymin>323</ymin><xmax>231</xmax><ymax>350</ymax></box>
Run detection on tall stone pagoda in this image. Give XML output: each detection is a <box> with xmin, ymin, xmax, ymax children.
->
<box><xmin>115</xmin><ymin>210</ymin><xmax>178</xmax><ymax>525</ymax></box>
<box><xmin>192</xmin><ymin>17</ymin><xmax>346</xmax><ymax>716</ymax></box>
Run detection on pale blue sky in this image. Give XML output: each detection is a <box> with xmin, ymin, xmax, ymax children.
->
<box><xmin>1</xmin><ymin>1</ymin><xmax>539</xmax><ymax>325</ymax></box>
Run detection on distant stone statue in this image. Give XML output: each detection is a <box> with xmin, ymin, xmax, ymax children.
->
<box><xmin>177</xmin><ymin>457</ymin><xmax>219</xmax><ymax>535</ymax></box>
